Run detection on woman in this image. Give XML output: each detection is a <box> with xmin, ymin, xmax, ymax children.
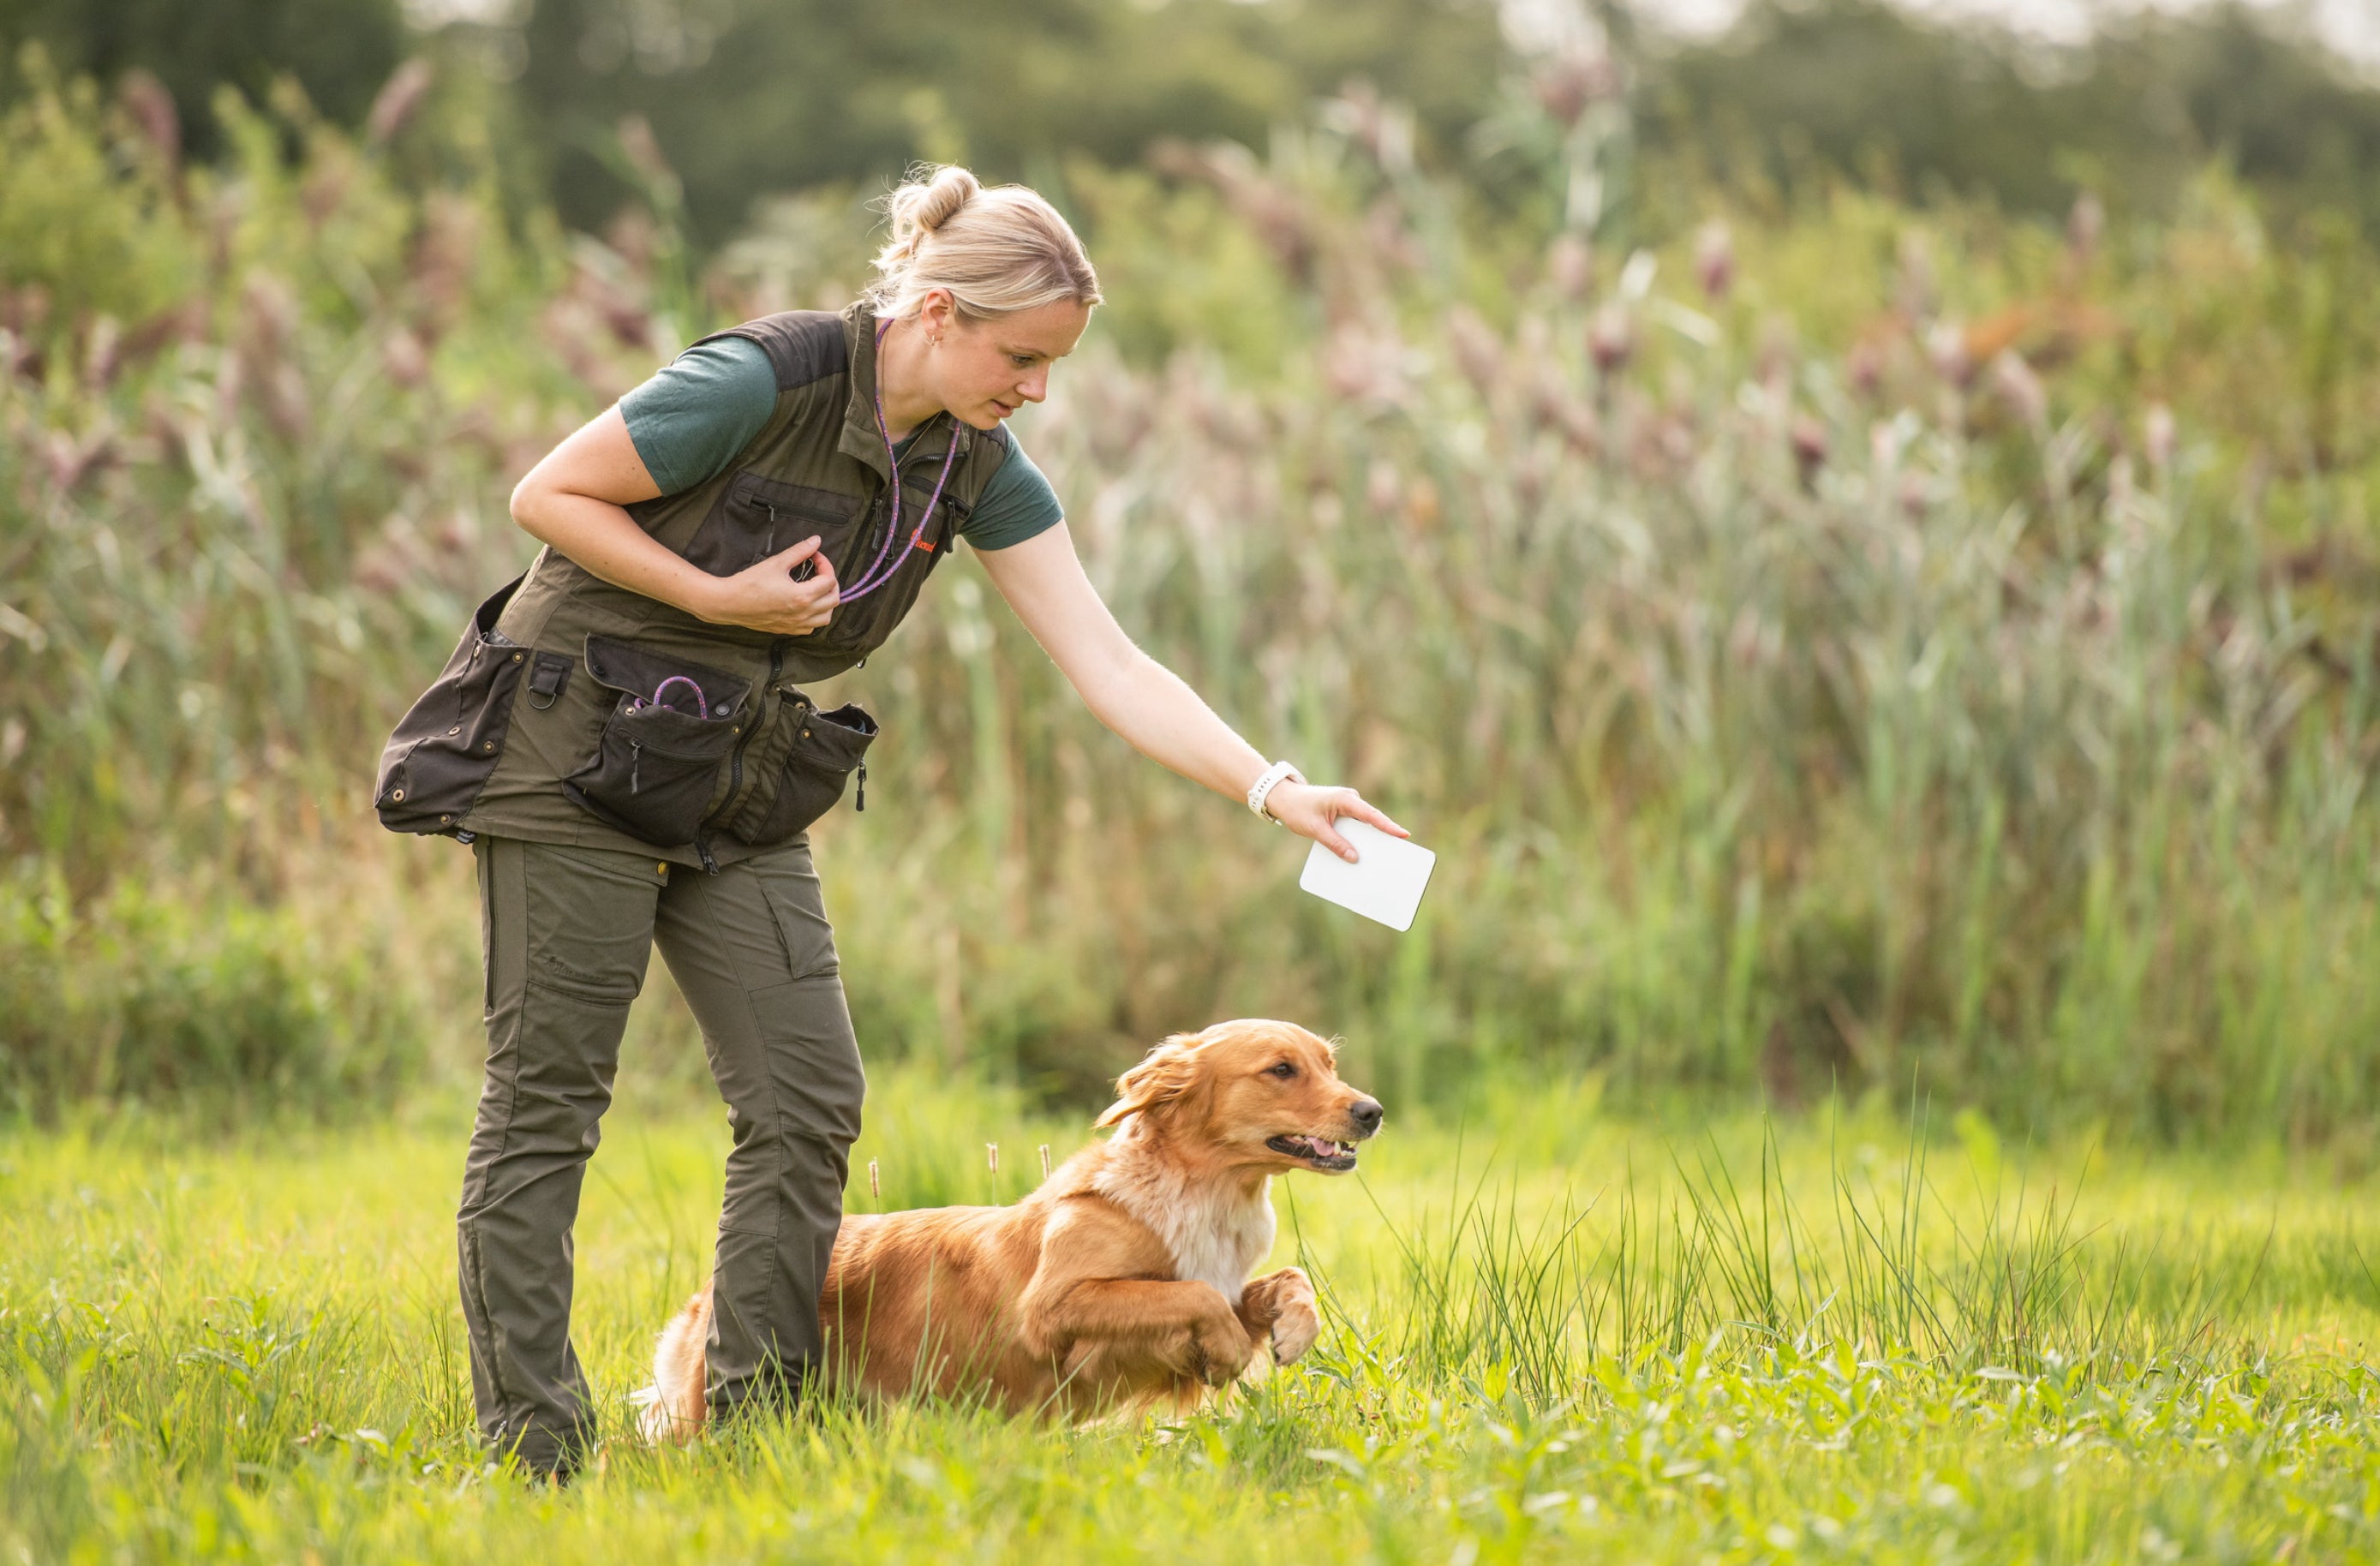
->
<box><xmin>374</xmin><ymin>165</ymin><xmax>1402</xmax><ymax>1476</ymax></box>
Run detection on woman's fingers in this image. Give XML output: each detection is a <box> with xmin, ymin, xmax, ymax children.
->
<box><xmin>1275</xmin><ymin>786</ymin><xmax>1410</xmax><ymax>861</ymax></box>
<box><xmin>709</xmin><ymin>537</ymin><xmax>842</xmax><ymax>633</ymax></box>
<box><xmin>766</xmin><ymin>535</ymin><xmax>838</xmax><ymax>594</ymax></box>
<box><xmin>1342</xmin><ymin>794</ymin><xmax>1410</xmax><ymax>839</ymax></box>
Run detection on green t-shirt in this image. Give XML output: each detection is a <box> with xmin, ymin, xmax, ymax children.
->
<box><xmin>619</xmin><ymin>335</ymin><xmax>1064</xmax><ymax>551</ymax></box>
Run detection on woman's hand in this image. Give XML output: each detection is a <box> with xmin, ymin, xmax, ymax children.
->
<box><xmin>511</xmin><ymin>406</ymin><xmax>846</xmax><ymax>630</ymax></box>
<box><xmin>1261</xmin><ymin>781</ymin><xmax>1409</xmax><ymax>863</ymax></box>
<box><xmin>694</xmin><ymin>537</ymin><xmax>842</xmax><ymax>636</ymax></box>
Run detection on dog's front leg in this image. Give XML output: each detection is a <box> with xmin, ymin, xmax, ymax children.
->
<box><xmin>1025</xmin><ymin>1278</ymin><xmax>1256</xmax><ymax>1389</ymax></box>
<box><xmin>1238</xmin><ymin>1267</ymin><xmax>1321</xmax><ymax>1366</ymax></box>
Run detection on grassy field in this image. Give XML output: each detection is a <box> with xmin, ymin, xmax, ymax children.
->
<box><xmin>7</xmin><ymin>1063</ymin><xmax>2379</xmax><ymax>1563</ymax></box>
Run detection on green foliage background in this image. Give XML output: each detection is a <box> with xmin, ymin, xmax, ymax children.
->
<box><xmin>0</xmin><ymin>0</ymin><xmax>2377</xmax><ymax>1144</ymax></box>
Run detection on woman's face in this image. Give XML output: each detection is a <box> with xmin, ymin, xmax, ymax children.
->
<box><xmin>918</xmin><ymin>293</ymin><xmax>1092</xmax><ymax>430</ymax></box>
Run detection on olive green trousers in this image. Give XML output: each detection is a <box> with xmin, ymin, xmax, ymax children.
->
<box><xmin>457</xmin><ymin>834</ymin><xmax>865</xmax><ymax>1473</ymax></box>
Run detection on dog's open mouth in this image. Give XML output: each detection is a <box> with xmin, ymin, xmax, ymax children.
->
<box><xmin>1267</xmin><ymin>1133</ymin><xmax>1359</xmax><ymax>1171</ymax></box>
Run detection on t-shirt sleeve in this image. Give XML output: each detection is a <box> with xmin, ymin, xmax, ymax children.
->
<box><xmin>618</xmin><ymin>336</ymin><xmax>780</xmax><ymax>495</ymax></box>
<box><xmin>959</xmin><ymin>431</ymin><xmax>1065</xmax><ymax>551</ymax></box>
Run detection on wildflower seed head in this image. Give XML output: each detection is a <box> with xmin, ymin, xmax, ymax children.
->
<box><xmin>1927</xmin><ymin>321</ymin><xmax>1974</xmax><ymax>388</ymax></box>
<box><xmin>1694</xmin><ymin>220</ymin><xmax>1736</xmax><ymax>302</ymax></box>
<box><xmin>2145</xmin><ymin>403</ymin><xmax>2176</xmax><ymax>469</ymax></box>
<box><xmin>1589</xmin><ymin>305</ymin><xmax>1634</xmax><ymax>376</ymax></box>
<box><xmin>1546</xmin><ymin>234</ymin><xmax>1593</xmax><ymax>302</ymax></box>
<box><xmin>1990</xmin><ymin>350</ymin><xmax>2048</xmax><ymax>427</ymax></box>
<box><xmin>2067</xmin><ymin>192</ymin><xmax>2105</xmax><ymax>264</ymax></box>
<box><xmin>1790</xmin><ymin>414</ymin><xmax>1828</xmax><ymax>475</ymax></box>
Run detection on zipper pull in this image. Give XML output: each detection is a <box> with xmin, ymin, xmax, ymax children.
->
<box><xmin>696</xmin><ymin>830</ymin><xmax>720</xmax><ymax>876</ymax></box>
<box><xmin>856</xmin><ymin>762</ymin><xmax>866</xmax><ymax>812</ymax></box>
<box><xmin>630</xmin><ymin>739</ymin><xmax>642</xmax><ymax>794</ymax></box>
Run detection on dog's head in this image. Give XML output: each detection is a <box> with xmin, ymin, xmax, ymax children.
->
<box><xmin>1095</xmin><ymin>1019</ymin><xmax>1384</xmax><ymax>1174</ymax></box>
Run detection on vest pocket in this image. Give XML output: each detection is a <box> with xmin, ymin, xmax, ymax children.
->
<box><xmin>561</xmin><ymin>637</ymin><xmax>755</xmax><ymax>848</ymax></box>
<box><xmin>375</xmin><ymin>574</ymin><xmax>532</xmax><ymax>835</ymax></box>
<box><xmin>685</xmin><ymin>471</ymin><xmax>861</xmax><ymax>577</ymax></box>
<box><xmin>804</xmin><ymin>489</ymin><xmax>960</xmax><ymax>663</ymax></box>
<box><xmin>734</xmin><ymin>696</ymin><xmax>878</xmax><ymax>847</ymax></box>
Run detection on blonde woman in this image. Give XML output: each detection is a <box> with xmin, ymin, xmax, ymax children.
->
<box><xmin>373</xmin><ymin>165</ymin><xmax>1403</xmax><ymax>1475</ymax></box>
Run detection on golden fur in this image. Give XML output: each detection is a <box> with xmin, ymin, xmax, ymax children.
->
<box><xmin>636</xmin><ymin>1019</ymin><xmax>1382</xmax><ymax>1437</ymax></box>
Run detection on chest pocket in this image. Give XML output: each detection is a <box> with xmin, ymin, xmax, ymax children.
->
<box><xmin>803</xmin><ymin>479</ymin><xmax>966</xmax><ymax>661</ymax></box>
<box><xmin>684</xmin><ymin>473</ymin><xmax>862</xmax><ymax>577</ymax></box>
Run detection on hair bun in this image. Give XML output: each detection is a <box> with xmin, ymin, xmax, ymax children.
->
<box><xmin>888</xmin><ymin>164</ymin><xmax>981</xmax><ymax>256</ymax></box>
<box><xmin>865</xmin><ymin>165</ymin><xmax>1101</xmax><ymax>320</ymax></box>
<box><xmin>912</xmin><ymin>166</ymin><xmax>978</xmax><ymax>233</ymax></box>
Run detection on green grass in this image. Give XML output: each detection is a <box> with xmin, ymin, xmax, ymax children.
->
<box><xmin>7</xmin><ymin>1067</ymin><xmax>2380</xmax><ymax>1562</ymax></box>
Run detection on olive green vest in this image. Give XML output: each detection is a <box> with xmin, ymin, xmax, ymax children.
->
<box><xmin>374</xmin><ymin>302</ymin><xmax>1008</xmax><ymax>869</ymax></box>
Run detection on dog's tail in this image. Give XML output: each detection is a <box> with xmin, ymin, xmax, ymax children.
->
<box><xmin>635</xmin><ymin>1289</ymin><xmax>712</xmax><ymax>1446</ymax></box>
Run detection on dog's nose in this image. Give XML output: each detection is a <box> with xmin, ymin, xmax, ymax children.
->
<box><xmin>1348</xmin><ymin>1098</ymin><xmax>1384</xmax><ymax>1136</ymax></box>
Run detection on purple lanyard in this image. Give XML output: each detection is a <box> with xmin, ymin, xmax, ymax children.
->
<box><xmin>840</xmin><ymin>320</ymin><xmax>962</xmax><ymax>603</ymax></box>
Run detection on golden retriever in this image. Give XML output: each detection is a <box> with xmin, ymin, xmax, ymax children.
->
<box><xmin>636</xmin><ymin>1019</ymin><xmax>1382</xmax><ymax>1437</ymax></box>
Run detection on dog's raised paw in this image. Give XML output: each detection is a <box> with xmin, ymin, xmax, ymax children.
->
<box><xmin>1270</xmin><ymin>1299</ymin><xmax>1321</xmax><ymax>1366</ymax></box>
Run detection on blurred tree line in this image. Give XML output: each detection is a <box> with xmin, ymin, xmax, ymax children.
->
<box><xmin>3</xmin><ymin>0</ymin><xmax>2376</xmax><ymax>248</ymax></box>
<box><xmin>1632</xmin><ymin>0</ymin><xmax>2380</xmax><ymax>236</ymax></box>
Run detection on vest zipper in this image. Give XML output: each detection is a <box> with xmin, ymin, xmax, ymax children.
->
<box><xmin>696</xmin><ymin>635</ymin><xmax>789</xmax><ymax>874</ymax></box>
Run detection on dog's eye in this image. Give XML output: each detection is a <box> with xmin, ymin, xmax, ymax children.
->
<box><xmin>1269</xmin><ymin>1061</ymin><xmax>1297</xmax><ymax>1079</ymax></box>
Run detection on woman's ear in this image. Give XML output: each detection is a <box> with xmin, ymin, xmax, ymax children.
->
<box><xmin>1096</xmin><ymin>1032</ymin><xmax>1205</xmax><ymax>1128</ymax></box>
<box><xmin>918</xmin><ymin>286</ymin><xmax>956</xmax><ymax>343</ymax></box>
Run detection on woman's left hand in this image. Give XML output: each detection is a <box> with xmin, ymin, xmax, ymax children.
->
<box><xmin>1264</xmin><ymin>782</ymin><xmax>1410</xmax><ymax>863</ymax></box>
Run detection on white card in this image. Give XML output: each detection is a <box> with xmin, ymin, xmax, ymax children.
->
<box><xmin>1299</xmin><ymin>820</ymin><xmax>1435</xmax><ymax>932</ymax></box>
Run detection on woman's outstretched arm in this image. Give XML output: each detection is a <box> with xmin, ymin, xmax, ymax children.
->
<box><xmin>975</xmin><ymin>523</ymin><xmax>1406</xmax><ymax>863</ymax></box>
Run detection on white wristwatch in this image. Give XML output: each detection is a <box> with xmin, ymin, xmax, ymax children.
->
<box><xmin>1247</xmin><ymin>760</ymin><xmax>1305</xmax><ymax>822</ymax></box>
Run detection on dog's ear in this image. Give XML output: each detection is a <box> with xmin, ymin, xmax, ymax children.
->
<box><xmin>1096</xmin><ymin>1032</ymin><xmax>1205</xmax><ymax>1128</ymax></box>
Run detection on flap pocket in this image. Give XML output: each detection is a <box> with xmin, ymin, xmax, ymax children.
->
<box><xmin>727</xmin><ymin>472</ymin><xmax>861</xmax><ymax>527</ymax></box>
<box><xmin>374</xmin><ymin>573</ymin><xmax>530</xmax><ymax>835</ymax></box>
<box><xmin>799</xmin><ymin>702</ymin><xmax>878</xmax><ymax>768</ymax></box>
<box><xmin>731</xmin><ymin>697</ymin><xmax>881</xmax><ymax>848</ymax></box>
<box><xmin>685</xmin><ymin>472</ymin><xmax>864</xmax><ymax>577</ymax></box>
<box><xmin>583</xmin><ymin>636</ymin><xmax>752</xmax><ymax>720</ymax></box>
<box><xmin>564</xmin><ymin>637</ymin><xmax>756</xmax><ymax>847</ymax></box>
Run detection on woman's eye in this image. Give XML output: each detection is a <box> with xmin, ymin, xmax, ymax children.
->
<box><xmin>1010</xmin><ymin>355</ymin><xmax>1034</xmax><ymax>368</ymax></box>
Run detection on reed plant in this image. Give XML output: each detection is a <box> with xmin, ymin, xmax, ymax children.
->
<box><xmin>2</xmin><ymin>56</ymin><xmax>2377</xmax><ymax>1143</ymax></box>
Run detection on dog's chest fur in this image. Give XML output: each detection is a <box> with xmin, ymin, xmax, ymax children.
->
<box><xmin>1092</xmin><ymin>1155</ymin><xmax>1277</xmax><ymax>1303</ymax></box>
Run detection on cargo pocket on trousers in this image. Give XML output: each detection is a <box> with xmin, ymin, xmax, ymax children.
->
<box><xmin>562</xmin><ymin>637</ymin><xmax>754</xmax><ymax>849</ymax></box>
<box><xmin>738</xmin><ymin>698</ymin><xmax>878</xmax><ymax>847</ymax></box>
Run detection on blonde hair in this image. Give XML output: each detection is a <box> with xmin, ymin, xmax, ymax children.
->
<box><xmin>866</xmin><ymin>164</ymin><xmax>1102</xmax><ymax>321</ymax></box>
